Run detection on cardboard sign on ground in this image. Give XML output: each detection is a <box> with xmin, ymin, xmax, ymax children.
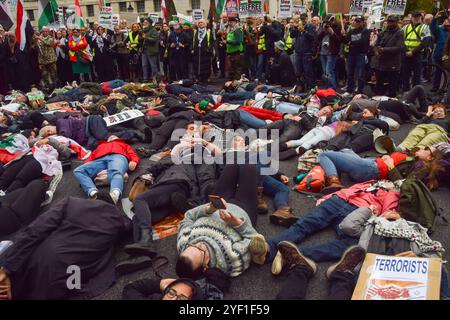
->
<box><xmin>352</xmin><ymin>253</ymin><xmax>442</xmax><ymax>300</ymax></box>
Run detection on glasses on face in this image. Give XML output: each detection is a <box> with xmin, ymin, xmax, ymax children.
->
<box><xmin>165</xmin><ymin>288</ymin><xmax>189</xmax><ymax>300</ymax></box>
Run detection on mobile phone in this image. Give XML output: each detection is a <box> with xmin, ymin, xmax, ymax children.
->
<box><xmin>208</xmin><ymin>195</ymin><xmax>227</xmax><ymax>210</ymax></box>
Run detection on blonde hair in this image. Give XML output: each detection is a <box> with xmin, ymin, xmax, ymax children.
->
<box><xmin>39</xmin><ymin>125</ymin><xmax>56</xmax><ymax>138</ymax></box>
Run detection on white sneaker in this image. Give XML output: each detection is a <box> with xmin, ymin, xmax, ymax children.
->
<box><xmin>41</xmin><ymin>190</ymin><xmax>54</xmax><ymax>207</ymax></box>
<box><xmin>0</xmin><ymin>190</ymin><xmax>5</xmax><ymax>197</ymax></box>
<box><xmin>109</xmin><ymin>189</ymin><xmax>121</xmax><ymax>205</ymax></box>
<box><xmin>341</xmin><ymin>92</ymin><xmax>353</xmax><ymax>98</ymax></box>
<box><xmin>288</xmin><ymin>85</ymin><xmax>297</xmax><ymax>94</ymax></box>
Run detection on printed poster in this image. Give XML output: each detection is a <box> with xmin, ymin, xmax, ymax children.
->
<box><xmin>383</xmin><ymin>0</ymin><xmax>407</xmax><ymax>15</ymax></box>
<box><xmin>349</xmin><ymin>0</ymin><xmax>364</xmax><ymax>15</ymax></box>
<box><xmin>239</xmin><ymin>0</ymin><xmax>263</xmax><ymax>18</ymax></box>
<box><xmin>352</xmin><ymin>254</ymin><xmax>442</xmax><ymax>300</ymax></box>
<box><xmin>104</xmin><ymin>109</ymin><xmax>144</xmax><ymax>127</ymax></box>
<box><xmin>225</xmin><ymin>0</ymin><xmax>239</xmax><ymax>18</ymax></box>
<box><xmin>279</xmin><ymin>0</ymin><xmax>292</xmax><ymax>18</ymax></box>
<box><xmin>99</xmin><ymin>6</ymin><xmax>113</xmax><ymax>30</ymax></box>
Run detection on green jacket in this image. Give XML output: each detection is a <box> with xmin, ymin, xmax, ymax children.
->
<box><xmin>142</xmin><ymin>26</ymin><xmax>159</xmax><ymax>56</ymax></box>
<box><xmin>36</xmin><ymin>36</ymin><xmax>57</xmax><ymax>65</ymax></box>
<box><xmin>387</xmin><ymin>157</ymin><xmax>429</xmax><ymax>182</ymax></box>
<box><xmin>226</xmin><ymin>28</ymin><xmax>244</xmax><ymax>54</ymax></box>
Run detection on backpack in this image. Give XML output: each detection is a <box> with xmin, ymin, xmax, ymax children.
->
<box><xmin>295</xmin><ymin>165</ymin><xmax>326</xmax><ymax>193</ymax></box>
<box><xmin>398</xmin><ymin>179</ymin><xmax>447</xmax><ymax>232</ymax></box>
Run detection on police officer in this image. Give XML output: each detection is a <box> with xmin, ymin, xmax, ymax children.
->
<box><xmin>402</xmin><ymin>11</ymin><xmax>432</xmax><ymax>91</ymax></box>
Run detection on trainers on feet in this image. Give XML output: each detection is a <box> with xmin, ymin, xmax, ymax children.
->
<box><xmin>326</xmin><ymin>245</ymin><xmax>366</xmax><ymax>279</ymax></box>
<box><xmin>276</xmin><ymin>241</ymin><xmax>317</xmax><ymax>275</ymax></box>
<box><xmin>249</xmin><ymin>234</ymin><xmax>269</xmax><ymax>265</ymax></box>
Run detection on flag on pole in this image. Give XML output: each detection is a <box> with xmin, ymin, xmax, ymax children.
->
<box><xmin>38</xmin><ymin>0</ymin><xmax>59</xmax><ymax>31</ymax></box>
<box><xmin>161</xmin><ymin>0</ymin><xmax>167</xmax><ymax>20</ymax></box>
<box><xmin>319</xmin><ymin>0</ymin><xmax>327</xmax><ymax>16</ymax></box>
<box><xmin>98</xmin><ymin>0</ymin><xmax>105</xmax><ymax>8</ymax></box>
<box><xmin>165</xmin><ymin>0</ymin><xmax>177</xmax><ymax>21</ymax></box>
<box><xmin>216</xmin><ymin>0</ymin><xmax>225</xmax><ymax>16</ymax></box>
<box><xmin>74</xmin><ymin>0</ymin><xmax>84</xmax><ymax>28</ymax></box>
<box><xmin>0</xmin><ymin>0</ymin><xmax>14</xmax><ymax>31</ymax></box>
<box><xmin>16</xmin><ymin>0</ymin><xmax>34</xmax><ymax>51</ymax></box>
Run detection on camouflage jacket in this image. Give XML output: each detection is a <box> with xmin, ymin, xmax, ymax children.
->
<box><xmin>36</xmin><ymin>36</ymin><xmax>57</xmax><ymax>65</ymax></box>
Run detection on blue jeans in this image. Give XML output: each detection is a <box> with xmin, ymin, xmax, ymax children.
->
<box><xmin>347</xmin><ymin>54</ymin><xmax>366</xmax><ymax>93</ymax></box>
<box><xmin>142</xmin><ymin>52</ymin><xmax>159</xmax><ymax>81</ymax></box>
<box><xmin>256</xmin><ymin>53</ymin><xmax>266</xmax><ymax>80</ymax></box>
<box><xmin>239</xmin><ymin>110</ymin><xmax>267</xmax><ymax>129</ymax></box>
<box><xmin>320</xmin><ymin>55</ymin><xmax>338</xmax><ymax>89</ymax></box>
<box><xmin>319</xmin><ymin>149</ymin><xmax>379</xmax><ymax>181</ymax></box>
<box><xmin>267</xmin><ymin>196</ymin><xmax>358</xmax><ymax>262</ymax></box>
<box><xmin>296</xmin><ymin>53</ymin><xmax>314</xmax><ymax>89</ymax></box>
<box><xmin>73</xmin><ymin>154</ymin><xmax>129</xmax><ymax>196</ymax></box>
<box><xmin>275</xmin><ymin>102</ymin><xmax>303</xmax><ymax>114</ymax></box>
<box><xmin>263</xmin><ymin>176</ymin><xmax>289</xmax><ymax>209</ymax></box>
<box><xmin>221</xmin><ymin>91</ymin><xmax>255</xmax><ymax>104</ymax></box>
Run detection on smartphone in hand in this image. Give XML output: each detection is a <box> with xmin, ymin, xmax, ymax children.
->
<box><xmin>208</xmin><ymin>195</ymin><xmax>227</xmax><ymax>210</ymax></box>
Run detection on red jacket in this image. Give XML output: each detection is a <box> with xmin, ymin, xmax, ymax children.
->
<box><xmin>322</xmin><ymin>180</ymin><xmax>400</xmax><ymax>215</ymax></box>
<box><xmin>84</xmin><ymin>140</ymin><xmax>140</xmax><ymax>165</ymax></box>
<box><xmin>240</xmin><ymin>106</ymin><xmax>282</xmax><ymax>121</ymax></box>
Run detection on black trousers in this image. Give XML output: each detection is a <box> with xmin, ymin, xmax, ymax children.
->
<box><xmin>275</xmin><ymin>265</ymin><xmax>354</xmax><ymax>300</ymax></box>
<box><xmin>375</xmin><ymin>70</ymin><xmax>400</xmax><ymax>97</ymax></box>
<box><xmin>402</xmin><ymin>85</ymin><xmax>428</xmax><ymax>112</ymax></box>
<box><xmin>133</xmin><ymin>182</ymin><xmax>188</xmax><ymax>241</ymax></box>
<box><xmin>265</xmin><ymin>119</ymin><xmax>303</xmax><ymax>146</ymax></box>
<box><xmin>213</xmin><ymin>164</ymin><xmax>258</xmax><ymax>226</ymax></box>
<box><xmin>148</xmin><ymin>118</ymin><xmax>190</xmax><ymax>150</ymax></box>
<box><xmin>0</xmin><ymin>179</ymin><xmax>47</xmax><ymax>237</ymax></box>
<box><xmin>0</xmin><ymin>156</ymin><xmax>42</xmax><ymax>192</ymax></box>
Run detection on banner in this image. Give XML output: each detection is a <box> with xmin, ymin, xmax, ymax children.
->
<box><xmin>383</xmin><ymin>0</ymin><xmax>407</xmax><ymax>15</ymax></box>
<box><xmin>104</xmin><ymin>110</ymin><xmax>144</xmax><ymax>127</ymax></box>
<box><xmin>192</xmin><ymin>9</ymin><xmax>203</xmax><ymax>21</ymax></box>
<box><xmin>99</xmin><ymin>6</ymin><xmax>113</xmax><ymax>30</ymax></box>
<box><xmin>176</xmin><ymin>12</ymin><xmax>192</xmax><ymax>24</ymax></box>
<box><xmin>225</xmin><ymin>0</ymin><xmax>239</xmax><ymax>18</ymax></box>
<box><xmin>292</xmin><ymin>0</ymin><xmax>306</xmax><ymax>15</ymax></box>
<box><xmin>279</xmin><ymin>0</ymin><xmax>292</xmax><ymax>18</ymax></box>
<box><xmin>349</xmin><ymin>0</ymin><xmax>364</xmax><ymax>15</ymax></box>
<box><xmin>327</xmin><ymin>0</ymin><xmax>351</xmax><ymax>13</ymax></box>
<box><xmin>352</xmin><ymin>254</ymin><xmax>441</xmax><ymax>300</ymax></box>
<box><xmin>239</xmin><ymin>0</ymin><xmax>263</xmax><ymax>18</ymax></box>
<box><xmin>363</xmin><ymin>0</ymin><xmax>373</xmax><ymax>7</ymax></box>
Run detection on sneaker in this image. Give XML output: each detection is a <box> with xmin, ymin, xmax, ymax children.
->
<box><xmin>275</xmin><ymin>241</ymin><xmax>317</xmax><ymax>275</ymax></box>
<box><xmin>271</xmin><ymin>251</ymin><xmax>284</xmax><ymax>275</ymax></box>
<box><xmin>341</xmin><ymin>92</ymin><xmax>353</xmax><ymax>98</ymax></box>
<box><xmin>249</xmin><ymin>234</ymin><xmax>269</xmax><ymax>265</ymax></box>
<box><xmin>109</xmin><ymin>189</ymin><xmax>121</xmax><ymax>205</ymax></box>
<box><xmin>41</xmin><ymin>190</ymin><xmax>54</xmax><ymax>207</ymax></box>
<box><xmin>88</xmin><ymin>190</ymin><xmax>98</xmax><ymax>200</ymax></box>
<box><xmin>340</xmin><ymin>105</ymin><xmax>353</xmax><ymax>121</ymax></box>
<box><xmin>326</xmin><ymin>245</ymin><xmax>366</xmax><ymax>279</ymax></box>
<box><xmin>288</xmin><ymin>85</ymin><xmax>297</xmax><ymax>94</ymax></box>
<box><xmin>115</xmin><ymin>256</ymin><xmax>153</xmax><ymax>275</ymax></box>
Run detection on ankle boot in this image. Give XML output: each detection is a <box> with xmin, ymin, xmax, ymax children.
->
<box><xmin>125</xmin><ymin>227</ymin><xmax>158</xmax><ymax>258</ymax></box>
<box><xmin>322</xmin><ymin>175</ymin><xmax>344</xmax><ymax>195</ymax></box>
<box><xmin>270</xmin><ymin>207</ymin><xmax>298</xmax><ymax>227</ymax></box>
<box><xmin>296</xmin><ymin>146</ymin><xmax>307</xmax><ymax>157</ymax></box>
<box><xmin>257</xmin><ymin>186</ymin><xmax>268</xmax><ymax>214</ymax></box>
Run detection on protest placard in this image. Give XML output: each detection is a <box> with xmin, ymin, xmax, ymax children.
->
<box><xmin>349</xmin><ymin>0</ymin><xmax>364</xmax><ymax>15</ymax></box>
<box><xmin>279</xmin><ymin>0</ymin><xmax>292</xmax><ymax>18</ymax></box>
<box><xmin>192</xmin><ymin>9</ymin><xmax>203</xmax><ymax>22</ymax></box>
<box><xmin>104</xmin><ymin>110</ymin><xmax>144</xmax><ymax>127</ymax></box>
<box><xmin>99</xmin><ymin>6</ymin><xmax>113</xmax><ymax>30</ymax></box>
<box><xmin>384</xmin><ymin>0</ymin><xmax>408</xmax><ymax>15</ymax></box>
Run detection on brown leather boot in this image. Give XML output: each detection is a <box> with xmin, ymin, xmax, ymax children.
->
<box><xmin>322</xmin><ymin>175</ymin><xmax>344</xmax><ymax>195</ymax></box>
<box><xmin>270</xmin><ymin>207</ymin><xmax>298</xmax><ymax>227</ymax></box>
<box><xmin>257</xmin><ymin>187</ymin><xmax>268</xmax><ymax>214</ymax></box>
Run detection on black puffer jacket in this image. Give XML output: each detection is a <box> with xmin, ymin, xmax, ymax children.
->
<box><xmin>374</xmin><ymin>27</ymin><xmax>405</xmax><ymax>71</ymax></box>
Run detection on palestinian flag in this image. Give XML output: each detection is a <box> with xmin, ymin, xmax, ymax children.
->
<box><xmin>75</xmin><ymin>0</ymin><xmax>85</xmax><ymax>28</ymax></box>
<box><xmin>98</xmin><ymin>0</ymin><xmax>106</xmax><ymax>8</ymax></box>
<box><xmin>161</xmin><ymin>0</ymin><xmax>167</xmax><ymax>20</ymax></box>
<box><xmin>38</xmin><ymin>0</ymin><xmax>59</xmax><ymax>31</ymax></box>
<box><xmin>216</xmin><ymin>0</ymin><xmax>225</xmax><ymax>16</ymax></box>
<box><xmin>0</xmin><ymin>0</ymin><xmax>14</xmax><ymax>31</ymax></box>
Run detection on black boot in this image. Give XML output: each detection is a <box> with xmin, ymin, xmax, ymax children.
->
<box><xmin>133</xmin><ymin>130</ymin><xmax>146</xmax><ymax>142</ymax></box>
<box><xmin>124</xmin><ymin>228</ymin><xmax>158</xmax><ymax>258</ymax></box>
<box><xmin>115</xmin><ymin>256</ymin><xmax>153</xmax><ymax>275</ymax></box>
<box><xmin>170</xmin><ymin>192</ymin><xmax>196</xmax><ymax>213</ymax></box>
<box><xmin>296</xmin><ymin>147</ymin><xmax>307</xmax><ymax>157</ymax></box>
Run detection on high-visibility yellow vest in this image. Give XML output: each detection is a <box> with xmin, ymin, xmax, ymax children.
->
<box><xmin>129</xmin><ymin>33</ymin><xmax>139</xmax><ymax>51</ymax></box>
<box><xmin>285</xmin><ymin>33</ymin><xmax>293</xmax><ymax>51</ymax></box>
<box><xmin>404</xmin><ymin>24</ymin><xmax>425</xmax><ymax>51</ymax></box>
<box><xmin>257</xmin><ymin>34</ymin><xmax>266</xmax><ymax>51</ymax></box>
<box><xmin>226</xmin><ymin>30</ymin><xmax>244</xmax><ymax>54</ymax></box>
<box><xmin>193</xmin><ymin>30</ymin><xmax>211</xmax><ymax>48</ymax></box>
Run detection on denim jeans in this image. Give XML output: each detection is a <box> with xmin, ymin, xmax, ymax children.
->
<box><xmin>239</xmin><ymin>110</ymin><xmax>267</xmax><ymax>128</ymax></box>
<box><xmin>319</xmin><ymin>149</ymin><xmax>379</xmax><ymax>181</ymax></box>
<box><xmin>275</xmin><ymin>102</ymin><xmax>303</xmax><ymax>114</ymax></box>
<box><xmin>142</xmin><ymin>52</ymin><xmax>159</xmax><ymax>81</ymax></box>
<box><xmin>73</xmin><ymin>154</ymin><xmax>129</xmax><ymax>196</ymax></box>
<box><xmin>347</xmin><ymin>54</ymin><xmax>366</xmax><ymax>93</ymax></box>
<box><xmin>267</xmin><ymin>196</ymin><xmax>358</xmax><ymax>262</ymax></box>
<box><xmin>256</xmin><ymin>53</ymin><xmax>266</xmax><ymax>80</ymax></box>
<box><xmin>262</xmin><ymin>176</ymin><xmax>289</xmax><ymax>209</ymax></box>
<box><xmin>296</xmin><ymin>53</ymin><xmax>314</xmax><ymax>89</ymax></box>
<box><xmin>320</xmin><ymin>55</ymin><xmax>338</xmax><ymax>89</ymax></box>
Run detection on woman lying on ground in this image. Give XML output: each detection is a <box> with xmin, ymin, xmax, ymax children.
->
<box><xmin>318</xmin><ymin>146</ymin><xmax>445</xmax><ymax>193</ymax></box>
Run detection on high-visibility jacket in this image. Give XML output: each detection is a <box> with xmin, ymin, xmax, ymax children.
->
<box><xmin>128</xmin><ymin>32</ymin><xmax>140</xmax><ymax>51</ymax></box>
<box><xmin>68</xmin><ymin>36</ymin><xmax>90</xmax><ymax>63</ymax></box>
<box><xmin>404</xmin><ymin>23</ymin><xmax>426</xmax><ymax>51</ymax></box>
<box><xmin>284</xmin><ymin>33</ymin><xmax>293</xmax><ymax>51</ymax></box>
<box><xmin>226</xmin><ymin>29</ymin><xmax>244</xmax><ymax>54</ymax></box>
<box><xmin>257</xmin><ymin>34</ymin><xmax>266</xmax><ymax>52</ymax></box>
<box><xmin>193</xmin><ymin>29</ymin><xmax>211</xmax><ymax>48</ymax></box>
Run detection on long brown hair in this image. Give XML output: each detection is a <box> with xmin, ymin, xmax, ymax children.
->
<box><xmin>412</xmin><ymin>149</ymin><xmax>444</xmax><ymax>191</ymax></box>
<box><xmin>335</xmin><ymin>121</ymin><xmax>355</xmax><ymax>136</ymax></box>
